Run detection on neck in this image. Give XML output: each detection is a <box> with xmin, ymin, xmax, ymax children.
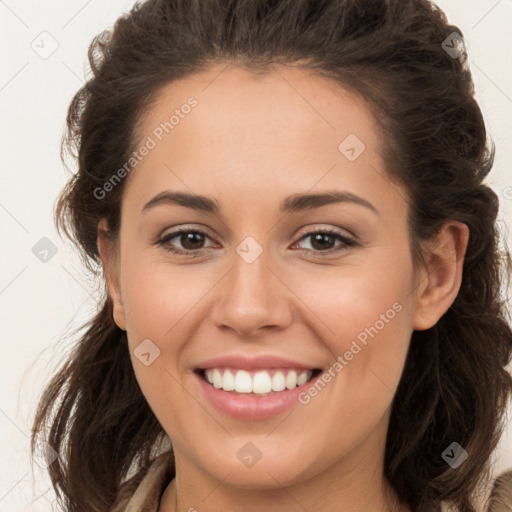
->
<box><xmin>162</xmin><ymin>481</ymin><xmax>410</xmax><ymax>512</ymax></box>
<box><xmin>160</xmin><ymin>454</ymin><xmax>410</xmax><ymax>512</ymax></box>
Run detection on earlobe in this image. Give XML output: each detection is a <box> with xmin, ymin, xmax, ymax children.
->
<box><xmin>97</xmin><ymin>219</ymin><xmax>126</xmax><ymax>331</ymax></box>
<box><xmin>412</xmin><ymin>221</ymin><xmax>469</xmax><ymax>331</ymax></box>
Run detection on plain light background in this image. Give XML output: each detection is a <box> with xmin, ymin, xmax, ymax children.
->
<box><xmin>1</xmin><ymin>1</ymin><xmax>511</xmax><ymax>510</ymax></box>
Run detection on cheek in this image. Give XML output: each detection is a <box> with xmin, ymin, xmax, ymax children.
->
<box><xmin>289</xmin><ymin>283</ymin><xmax>412</xmax><ymax>468</ymax></box>
<box><xmin>292</xmin><ymin>252</ymin><xmax>415</xmax><ymax>417</ymax></box>
<box><xmin>118</xmin><ymin>252</ymin><xmax>201</xmax><ymax>395</ymax></box>
<box><xmin>120</xmin><ymin>257</ymin><xmax>207</xmax><ymax>341</ymax></box>
<box><xmin>119</xmin><ymin>260</ymin><xmax>203</xmax><ymax>436</ymax></box>
<box><xmin>290</xmin><ymin>250</ymin><xmax>415</xmax><ymax>351</ymax></box>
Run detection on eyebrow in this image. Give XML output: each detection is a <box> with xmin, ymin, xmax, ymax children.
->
<box><xmin>141</xmin><ymin>190</ymin><xmax>379</xmax><ymax>216</ymax></box>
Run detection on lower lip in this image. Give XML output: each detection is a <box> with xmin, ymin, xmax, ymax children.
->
<box><xmin>194</xmin><ymin>371</ymin><xmax>319</xmax><ymax>420</ymax></box>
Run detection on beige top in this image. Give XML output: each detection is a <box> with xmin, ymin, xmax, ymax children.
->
<box><xmin>111</xmin><ymin>451</ymin><xmax>175</xmax><ymax>512</ymax></box>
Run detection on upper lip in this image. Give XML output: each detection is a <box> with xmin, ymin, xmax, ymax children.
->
<box><xmin>195</xmin><ymin>354</ymin><xmax>321</xmax><ymax>371</ymax></box>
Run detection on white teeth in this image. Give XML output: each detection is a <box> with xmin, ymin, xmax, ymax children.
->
<box><xmin>297</xmin><ymin>371</ymin><xmax>308</xmax><ymax>386</ymax></box>
<box><xmin>203</xmin><ymin>368</ymin><xmax>313</xmax><ymax>394</ymax></box>
<box><xmin>234</xmin><ymin>370</ymin><xmax>253</xmax><ymax>393</ymax></box>
<box><xmin>212</xmin><ymin>368</ymin><xmax>222</xmax><ymax>389</ymax></box>
<box><xmin>285</xmin><ymin>370</ymin><xmax>297</xmax><ymax>390</ymax></box>
<box><xmin>222</xmin><ymin>369</ymin><xmax>235</xmax><ymax>391</ymax></box>
<box><xmin>252</xmin><ymin>371</ymin><xmax>272</xmax><ymax>394</ymax></box>
<box><xmin>271</xmin><ymin>371</ymin><xmax>286</xmax><ymax>391</ymax></box>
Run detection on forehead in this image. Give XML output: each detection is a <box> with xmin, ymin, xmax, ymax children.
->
<box><xmin>123</xmin><ymin>63</ymin><xmax>401</xmax><ymax>218</ymax></box>
<box><xmin>135</xmin><ymin>63</ymin><xmax>380</xmax><ymax>166</ymax></box>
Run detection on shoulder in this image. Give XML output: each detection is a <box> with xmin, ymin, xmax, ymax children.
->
<box><xmin>110</xmin><ymin>451</ymin><xmax>175</xmax><ymax>512</ymax></box>
<box><xmin>486</xmin><ymin>469</ymin><xmax>512</xmax><ymax>512</ymax></box>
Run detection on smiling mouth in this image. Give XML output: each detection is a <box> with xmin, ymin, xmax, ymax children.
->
<box><xmin>195</xmin><ymin>367</ymin><xmax>322</xmax><ymax>396</ymax></box>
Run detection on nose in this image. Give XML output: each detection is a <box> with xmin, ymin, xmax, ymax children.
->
<box><xmin>210</xmin><ymin>246</ymin><xmax>294</xmax><ymax>339</ymax></box>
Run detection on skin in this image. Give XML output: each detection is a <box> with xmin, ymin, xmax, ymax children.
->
<box><xmin>97</xmin><ymin>63</ymin><xmax>469</xmax><ymax>512</ymax></box>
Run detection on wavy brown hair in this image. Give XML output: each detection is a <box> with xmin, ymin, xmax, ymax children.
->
<box><xmin>31</xmin><ymin>0</ymin><xmax>512</xmax><ymax>511</ymax></box>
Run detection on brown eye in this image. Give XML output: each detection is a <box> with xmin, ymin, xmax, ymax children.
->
<box><xmin>293</xmin><ymin>229</ymin><xmax>357</xmax><ymax>254</ymax></box>
<box><xmin>157</xmin><ymin>229</ymin><xmax>216</xmax><ymax>255</ymax></box>
<box><xmin>177</xmin><ymin>231</ymin><xmax>207</xmax><ymax>250</ymax></box>
<box><xmin>309</xmin><ymin>232</ymin><xmax>337</xmax><ymax>251</ymax></box>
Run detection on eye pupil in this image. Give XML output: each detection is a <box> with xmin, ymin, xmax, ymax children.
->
<box><xmin>181</xmin><ymin>232</ymin><xmax>205</xmax><ymax>250</ymax></box>
<box><xmin>311</xmin><ymin>233</ymin><xmax>335</xmax><ymax>251</ymax></box>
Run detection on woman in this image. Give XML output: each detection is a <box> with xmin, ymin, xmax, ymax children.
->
<box><xmin>31</xmin><ymin>0</ymin><xmax>512</xmax><ymax>511</ymax></box>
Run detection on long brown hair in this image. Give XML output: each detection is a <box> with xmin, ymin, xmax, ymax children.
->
<box><xmin>31</xmin><ymin>1</ymin><xmax>512</xmax><ymax>511</ymax></box>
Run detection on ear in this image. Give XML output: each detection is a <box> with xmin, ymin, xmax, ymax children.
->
<box><xmin>97</xmin><ymin>219</ymin><xmax>126</xmax><ymax>331</ymax></box>
<box><xmin>412</xmin><ymin>221</ymin><xmax>469</xmax><ymax>331</ymax></box>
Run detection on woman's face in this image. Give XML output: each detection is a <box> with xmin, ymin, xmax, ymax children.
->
<box><xmin>101</xmin><ymin>64</ymin><xmax>432</xmax><ymax>492</ymax></box>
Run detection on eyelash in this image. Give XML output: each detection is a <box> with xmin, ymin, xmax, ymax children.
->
<box><xmin>155</xmin><ymin>226</ymin><xmax>358</xmax><ymax>257</ymax></box>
